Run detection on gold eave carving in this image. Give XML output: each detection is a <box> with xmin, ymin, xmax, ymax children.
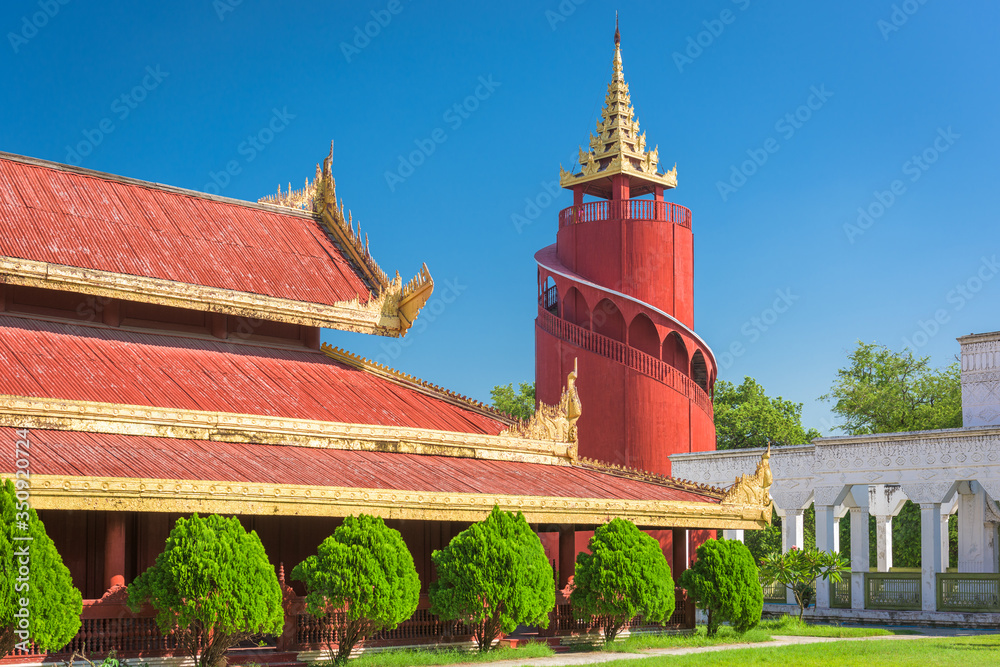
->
<box><xmin>719</xmin><ymin>446</ymin><xmax>774</xmax><ymax>523</ymax></box>
<box><xmin>6</xmin><ymin>474</ymin><xmax>769</xmax><ymax>529</ymax></box>
<box><xmin>0</xmin><ymin>255</ymin><xmax>429</xmax><ymax>338</ymax></box>
<box><xmin>0</xmin><ymin>394</ymin><xmax>574</xmax><ymax>466</ymax></box>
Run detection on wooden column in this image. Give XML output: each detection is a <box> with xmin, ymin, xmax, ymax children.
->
<box><xmin>558</xmin><ymin>526</ymin><xmax>575</xmax><ymax>589</ymax></box>
<box><xmin>303</xmin><ymin>326</ymin><xmax>321</xmax><ymax>350</ymax></box>
<box><xmin>0</xmin><ymin>283</ymin><xmax>7</xmax><ymax>311</ymax></box>
<box><xmin>102</xmin><ymin>299</ymin><xmax>121</xmax><ymax>327</ymax></box>
<box><xmin>210</xmin><ymin>313</ymin><xmax>228</xmax><ymax>339</ymax></box>
<box><xmin>104</xmin><ymin>513</ymin><xmax>127</xmax><ymax>590</ymax></box>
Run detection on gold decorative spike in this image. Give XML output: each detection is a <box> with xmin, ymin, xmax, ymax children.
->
<box><xmin>559</xmin><ymin>22</ymin><xmax>679</xmax><ymax>197</ymax></box>
<box><xmin>502</xmin><ymin>359</ymin><xmax>582</xmax><ymax>455</ymax></box>
<box><xmin>257</xmin><ymin>141</ymin><xmax>435</xmax><ymax>334</ymax></box>
<box><xmin>721</xmin><ymin>445</ymin><xmax>773</xmax><ymax>522</ymax></box>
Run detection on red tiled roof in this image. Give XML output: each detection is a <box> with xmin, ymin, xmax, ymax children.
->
<box><xmin>0</xmin><ymin>314</ymin><xmax>505</xmax><ymax>434</ymax></box>
<box><xmin>0</xmin><ymin>428</ymin><xmax>719</xmax><ymax>503</ymax></box>
<box><xmin>0</xmin><ymin>153</ymin><xmax>373</xmax><ymax>306</ymax></box>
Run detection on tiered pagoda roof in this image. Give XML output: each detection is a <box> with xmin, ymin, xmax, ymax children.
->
<box><xmin>0</xmin><ymin>143</ymin><xmax>771</xmax><ymax>529</ymax></box>
<box><xmin>559</xmin><ymin>21</ymin><xmax>678</xmax><ymax>198</ymax></box>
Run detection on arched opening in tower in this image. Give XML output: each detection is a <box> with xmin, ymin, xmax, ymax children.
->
<box><xmin>540</xmin><ymin>276</ymin><xmax>559</xmax><ymax>316</ymax></box>
<box><xmin>592</xmin><ymin>298</ymin><xmax>625</xmax><ymax>342</ymax></box>
<box><xmin>563</xmin><ymin>286</ymin><xmax>591</xmax><ymax>329</ymax></box>
<box><xmin>663</xmin><ymin>331</ymin><xmax>688</xmax><ymax>374</ymax></box>
<box><xmin>691</xmin><ymin>350</ymin><xmax>709</xmax><ymax>392</ymax></box>
<box><xmin>628</xmin><ymin>312</ymin><xmax>659</xmax><ymax>358</ymax></box>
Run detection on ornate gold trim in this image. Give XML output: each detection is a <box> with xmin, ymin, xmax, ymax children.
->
<box><xmin>559</xmin><ymin>28</ymin><xmax>677</xmax><ymax>196</ymax></box>
<box><xmin>0</xmin><ymin>256</ymin><xmax>415</xmax><ymax>337</ymax></box>
<box><xmin>0</xmin><ymin>394</ymin><xmax>573</xmax><ymax>465</ymax></box>
<box><xmin>721</xmin><ymin>446</ymin><xmax>773</xmax><ymax>522</ymax></box>
<box><xmin>502</xmin><ymin>360</ymin><xmax>582</xmax><ymax>456</ymax></box>
<box><xmin>321</xmin><ymin>346</ymin><xmax>515</xmax><ymax>425</ymax></box>
<box><xmin>9</xmin><ymin>473</ymin><xmax>769</xmax><ymax>529</ymax></box>
<box><xmin>257</xmin><ymin>142</ymin><xmax>435</xmax><ymax>334</ymax></box>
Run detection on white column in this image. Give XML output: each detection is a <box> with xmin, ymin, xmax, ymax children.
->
<box><xmin>722</xmin><ymin>529</ymin><xmax>745</xmax><ymax>542</ymax></box>
<box><xmin>814</xmin><ymin>504</ymin><xmax>836</xmax><ymax>609</ymax></box>
<box><xmin>920</xmin><ymin>502</ymin><xmax>943</xmax><ymax>612</ymax></box>
<box><xmin>875</xmin><ymin>515</ymin><xmax>893</xmax><ymax>571</ymax></box>
<box><xmin>850</xmin><ymin>506</ymin><xmax>870</xmax><ymax>610</ymax></box>
<box><xmin>941</xmin><ymin>510</ymin><xmax>951</xmax><ymax>571</ymax></box>
<box><xmin>832</xmin><ymin>517</ymin><xmax>841</xmax><ymax>553</ymax></box>
<box><xmin>958</xmin><ymin>485</ymin><xmax>986</xmax><ymax>573</ymax></box>
<box><xmin>783</xmin><ymin>509</ymin><xmax>805</xmax><ymax>605</ymax></box>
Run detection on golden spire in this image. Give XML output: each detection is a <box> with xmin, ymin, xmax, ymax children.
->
<box><xmin>559</xmin><ymin>19</ymin><xmax>678</xmax><ymax>197</ymax></box>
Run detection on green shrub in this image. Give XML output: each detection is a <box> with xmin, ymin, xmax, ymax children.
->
<box><xmin>0</xmin><ymin>477</ymin><xmax>83</xmax><ymax>657</ymax></box>
<box><xmin>292</xmin><ymin>514</ymin><xmax>420</xmax><ymax>664</ymax></box>
<box><xmin>570</xmin><ymin>518</ymin><xmax>676</xmax><ymax>643</ymax></box>
<box><xmin>679</xmin><ymin>538</ymin><xmax>762</xmax><ymax>636</ymax></box>
<box><xmin>429</xmin><ymin>506</ymin><xmax>554</xmax><ymax>652</ymax></box>
<box><xmin>127</xmin><ymin>513</ymin><xmax>283</xmax><ymax>667</ymax></box>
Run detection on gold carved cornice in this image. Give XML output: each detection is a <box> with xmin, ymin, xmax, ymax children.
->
<box><xmin>0</xmin><ymin>255</ymin><xmax>417</xmax><ymax>338</ymax></box>
<box><xmin>8</xmin><ymin>473</ymin><xmax>770</xmax><ymax>529</ymax></box>
<box><xmin>0</xmin><ymin>394</ymin><xmax>571</xmax><ymax>465</ymax></box>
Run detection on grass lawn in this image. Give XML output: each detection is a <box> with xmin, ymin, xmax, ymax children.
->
<box><xmin>300</xmin><ymin>616</ymin><xmax>904</xmax><ymax>666</ymax></box>
<box><xmin>584</xmin><ymin>635</ymin><xmax>1000</xmax><ymax>666</ymax></box>
<box><xmin>323</xmin><ymin>642</ymin><xmax>554</xmax><ymax>666</ymax></box>
<box><xmin>758</xmin><ymin>615</ymin><xmax>898</xmax><ymax>638</ymax></box>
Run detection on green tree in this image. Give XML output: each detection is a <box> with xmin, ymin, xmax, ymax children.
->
<box><xmin>679</xmin><ymin>538</ymin><xmax>762</xmax><ymax>636</ymax></box>
<box><xmin>714</xmin><ymin>377</ymin><xmax>820</xmax><ymax>450</ymax></box>
<box><xmin>429</xmin><ymin>506</ymin><xmax>554</xmax><ymax>652</ymax></box>
<box><xmin>570</xmin><ymin>518</ymin><xmax>675</xmax><ymax>643</ymax></box>
<box><xmin>127</xmin><ymin>513</ymin><xmax>284</xmax><ymax>667</ymax></box>
<box><xmin>1</xmin><ymin>478</ymin><xmax>82</xmax><ymax>657</ymax></box>
<box><xmin>490</xmin><ymin>382</ymin><xmax>535</xmax><ymax>421</ymax></box>
<box><xmin>292</xmin><ymin>514</ymin><xmax>420</xmax><ymax>664</ymax></box>
<box><xmin>759</xmin><ymin>546</ymin><xmax>847</xmax><ymax>620</ymax></box>
<box><xmin>820</xmin><ymin>341</ymin><xmax>961</xmax><ymax>434</ymax></box>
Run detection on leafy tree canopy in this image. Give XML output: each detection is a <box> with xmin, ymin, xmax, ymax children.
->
<box><xmin>679</xmin><ymin>538</ymin><xmax>762</xmax><ymax>636</ymax></box>
<box><xmin>1</xmin><ymin>478</ymin><xmax>82</xmax><ymax>657</ymax></box>
<box><xmin>570</xmin><ymin>518</ymin><xmax>675</xmax><ymax>643</ymax></box>
<box><xmin>714</xmin><ymin>377</ymin><xmax>820</xmax><ymax>450</ymax></box>
<box><xmin>429</xmin><ymin>505</ymin><xmax>554</xmax><ymax>652</ymax></box>
<box><xmin>292</xmin><ymin>514</ymin><xmax>420</xmax><ymax>664</ymax></box>
<box><xmin>127</xmin><ymin>513</ymin><xmax>283</xmax><ymax>667</ymax></box>
<box><xmin>820</xmin><ymin>341</ymin><xmax>961</xmax><ymax>434</ymax></box>
<box><xmin>490</xmin><ymin>382</ymin><xmax>535</xmax><ymax>421</ymax></box>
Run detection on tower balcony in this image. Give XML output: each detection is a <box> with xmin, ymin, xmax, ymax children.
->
<box><xmin>558</xmin><ymin>199</ymin><xmax>692</xmax><ymax>229</ymax></box>
<box><xmin>536</xmin><ymin>308</ymin><xmax>713</xmax><ymax>419</ymax></box>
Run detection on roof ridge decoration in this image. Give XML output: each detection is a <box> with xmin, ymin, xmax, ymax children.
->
<box><xmin>559</xmin><ymin>23</ymin><xmax>678</xmax><ymax>194</ymax></box>
<box><xmin>720</xmin><ymin>444</ymin><xmax>773</xmax><ymax>521</ymax></box>
<box><xmin>574</xmin><ymin>455</ymin><xmax>727</xmax><ymax>499</ymax></box>
<box><xmin>501</xmin><ymin>359</ymin><xmax>582</xmax><ymax>456</ymax></box>
<box><xmin>321</xmin><ymin>344</ymin><xmax>517</xmax><ymax>425</ymax></box>
<box><xmin>259</xmin><ymin>142</ymin><xmax>434</xmax><ymax>335</ymax></box>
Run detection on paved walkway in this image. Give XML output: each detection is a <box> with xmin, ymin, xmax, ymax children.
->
<box><xmin>478</xmin><ymin>634</ymin><xmax>936</xmax><ymax>667</ymax></box>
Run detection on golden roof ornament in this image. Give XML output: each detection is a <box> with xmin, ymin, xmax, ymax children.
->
<box><xmin>721</xmin><ymin>443</ymin><xmax>773</xmax><ymax>521</ymax></box>
<box><xmin>502</xmin><ymin>359</ymin><xmax>582</xmax><ymax>459</ymax></box>
<box><xmin>559</xmin><ymin>19</ymin><xmax>678</xmax><ymax>197</ymax></box>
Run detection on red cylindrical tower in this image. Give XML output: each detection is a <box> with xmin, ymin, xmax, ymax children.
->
<box><xmin>535</xmin><ymin>26</ymin><xmax>716</xmax><ymax>477</ymax></box>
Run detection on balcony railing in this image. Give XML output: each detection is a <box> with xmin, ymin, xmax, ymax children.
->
<box><xmin>937</xmin><ymin>573</ymin><xmax>1000</xmax><ymax>612</ymax></box>
<box><xmin>864</xmin><ymin>572</ymin><xmax>921</xmax><ymax>610</ymax></box>
<box><xmin>761</xmin><ymin>578</ymin><xmax>786</xmax><ymax>603</ymax></box>
<box><xmin>536</xmin><ymin>309</ymin><xmax>713</xmax><ymax>419</ymax></box>
<box><xmin>558</xmin><ymin>199</ymin><xmax>692</xmax><ymax>229</ymax></box>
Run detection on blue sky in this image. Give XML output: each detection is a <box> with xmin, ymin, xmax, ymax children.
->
<box><xmin>4</xmin><ymin>0</ymin><xmax>998</xmax><ymax>434</ymax></box>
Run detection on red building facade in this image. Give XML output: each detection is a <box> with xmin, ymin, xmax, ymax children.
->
<box><xmin>536</xmin><ymin>26</ymin><xmax>718</xmax><ymax>477</ymax></box>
